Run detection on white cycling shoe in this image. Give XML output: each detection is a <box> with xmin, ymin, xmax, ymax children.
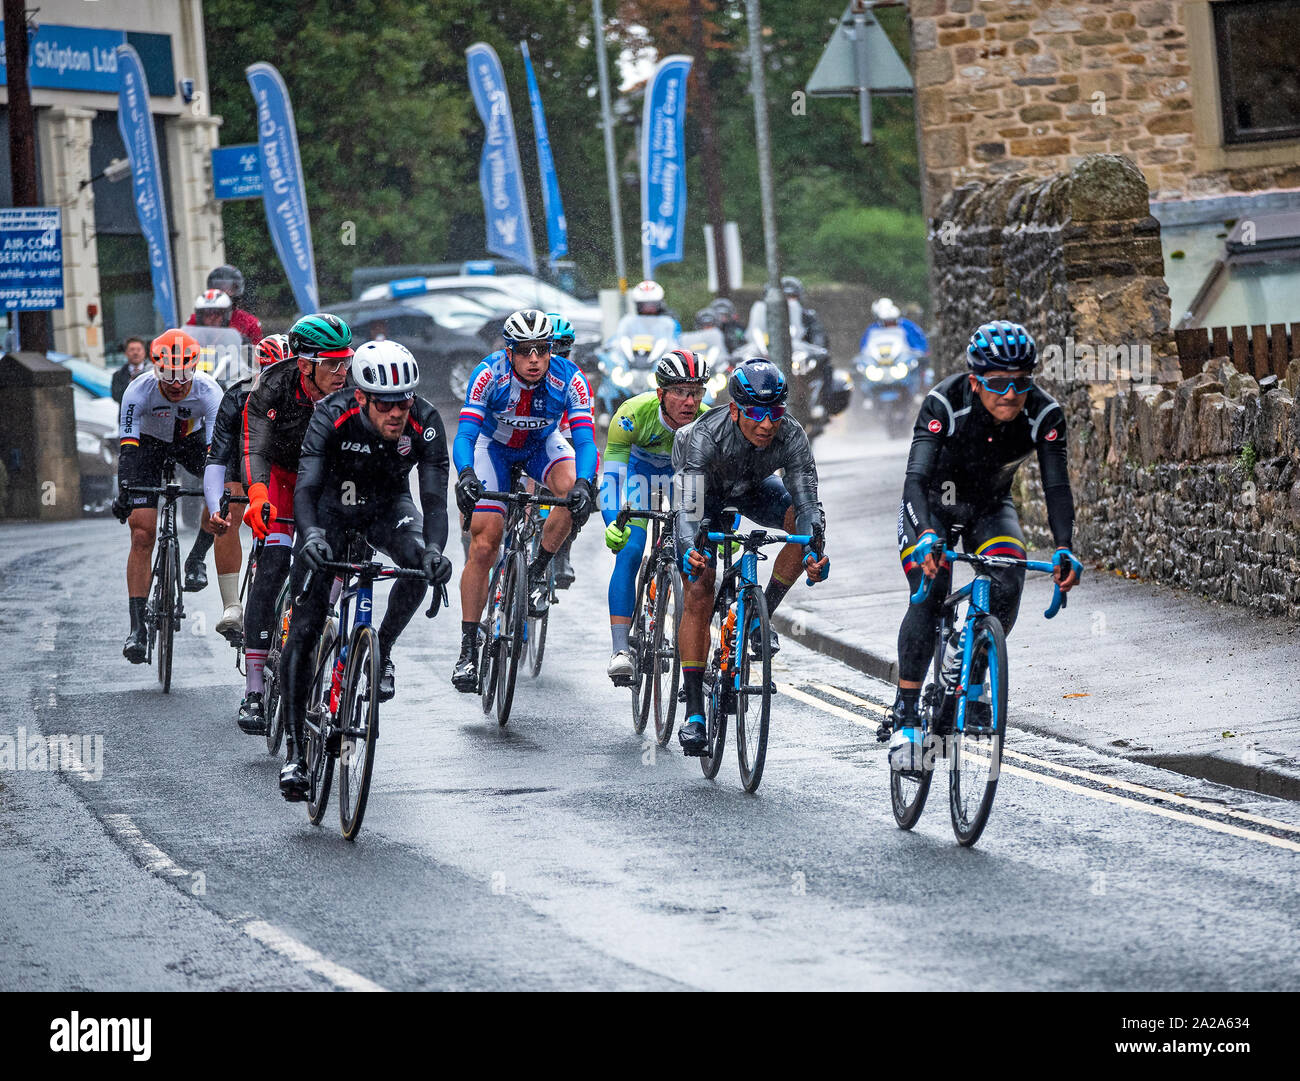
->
<box><xmin>216</xmin><ymin>603</ymin><xmax>244</xmax><ymax>642</ymax></box>
<box><xmin>606</xmin><ymin>650</ymin><xmax>635</xmax><ymax>687</ymax></box>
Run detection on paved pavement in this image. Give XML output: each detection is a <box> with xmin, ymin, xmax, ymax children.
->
<box><xmin>774</xmin><ymin>412</ymin><xmax>1300</xmax><ymax>800</ymax></box>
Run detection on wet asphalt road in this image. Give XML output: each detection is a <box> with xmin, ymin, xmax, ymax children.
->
<box><xmin>2</xmin><ymin>421</ymin><xmax>1299</xmax><ymax>991</ymax></box>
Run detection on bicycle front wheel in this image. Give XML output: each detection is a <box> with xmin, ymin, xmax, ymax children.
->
<box><xmin>950</xmin><ymin>616</ymin><xmax>1008</xmax><ymax>847</ymax></box>
<box><xmin>480</xmin><ymin>563</ymin><xmax>504</xmax><ymax>715</ymax></box>
<box><xmin>651</xmin><ymin>564</ymin><xmax>683</xmax><ymax>747</ymax></box>
<box><xmin>156</xmin><ymin>540</ymin><xmax>178</xmax><ymax>693</ymax></box>
<box><xmin>338</xmin><ymin>624</ymin><xmax>380</xmax><ymax>841</ymax></box>
<box><xmin>699</xmin><ymin>603</ymin><xmax>729</xmax><ymax>781</ymax></box>
<box><xmin>630</xmin><ymin>556</ymin><xmax>653</xmax><ymax>734</ymax></box>
<box><xmin>306</xmin><ymin>618</ymin><xmax>338</xmax><ymax>826</ymax></box>
<box><xmin>735</xmin><ymin>586</ymin><xmax>772</xmax><ymax>793</ymax></box>
<box><xmin>495</xmin><ymin>551</ymin><xmax>527</xmax><ymax>727</ymax></box>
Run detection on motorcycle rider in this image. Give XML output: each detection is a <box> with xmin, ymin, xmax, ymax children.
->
<box><xmin>188</xmin><ymin>264</ymin><xmax>263</xmax><ymax>345</ymax></box>
<box><xmin>859</xmin><ymin>297</ymin><xmax>930</xmax><ymax>380</ymax></box>
<box><xmin>614</xmin><ymin>280</ymin><xmax>681</xmax><ymax>340</ymax></box>
<box><xmin>710</xmin><ymin>296</ymin><xmax>747</xmax><ymax>355</ymax></box>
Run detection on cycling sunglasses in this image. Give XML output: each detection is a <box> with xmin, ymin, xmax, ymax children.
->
<box><xmin>512</xmin><ymin>343</ymin><xmax>551</xmax><ymax>357</ymax></box>
<box><xmin>367</xmin><ymin>394</ymin><xmax>414</xmax><ymax>413</ymax></box>
<box><xmin>976</xmin><ymin>373</ymin><xmax>1034</xmax><ymax>396</ymax></box>
<box><xmin>739</xmin><ymin>403</ymin><xmax>786</xmax><ymax>423</ymax></box>
<box><xmin>302</xmin><ymin>348</ymin><xmax>354</xmax><ymax>373</ymax></box>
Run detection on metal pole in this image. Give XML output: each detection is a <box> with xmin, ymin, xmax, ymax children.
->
<box><xmin>5</xmin><ymin>0</ymin><xmax>51</xmax><ymax>354</ymax></box>
<box><xmin>853</xmin><ymin>5</ymin><xmax>873</xmax><ymax>145</ymax></box>
<box><xmin>689</xmin><ymin>0</ymin><xmax>730</xmax><ymax>298</ymax></box>
<box><xmin>592</xmin><ymin>0</ymin><xmax>628</xmax><ymax>295</ymax></box>
<box><xmin>744</xmin><ymin>0</ymin><xmax>789</xmax><ymax>375</ymax></box>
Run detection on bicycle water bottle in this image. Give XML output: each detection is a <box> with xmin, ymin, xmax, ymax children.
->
<box><xmin>720</xmin><ymin>604</ymin><xmax>737</xmax><ymax>672</ymax></box>
<box><xmin>940</xmin><ymin>627</ymin><xmax>963</xmax><ymax>691</ymax></box>
<box><xmin>329</xmin><ymin>657</ymin><xmax>345</xmax><ymax>715</ymax></box>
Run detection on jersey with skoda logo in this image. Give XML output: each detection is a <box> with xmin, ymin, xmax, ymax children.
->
<box><xmin>903</xmin><ymin>372</ymin><xmax>1073</xmax><ymax>546</ymax></box>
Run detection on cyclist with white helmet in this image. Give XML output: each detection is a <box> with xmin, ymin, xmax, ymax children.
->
<box><xmin>113</xmin><ymin>329</ymin><xmax>225</xmax><ymax>664</ymax></box>
<box><xmin>277</xmin><ymin>340</ymin><xmax>452</xmax><ymax>800</ymax></box>
<box><xmin>600</xmin><ymin>348</ymin><xmax>710</xmax><ymax>686</ymax></box>
<box><xmin>883</xmin><ymin>320</ymin><xmax>1080</xmax><ymax>771</ymax></box>
<box><xmin>192</xmin><ymin>334</ymin><xmax>293</xmax><ymax>642</ymax></box>
<box><xmin>450</xmin><ymin>309</ymin><xmax>598</xmax><ymax>692</ymax></box>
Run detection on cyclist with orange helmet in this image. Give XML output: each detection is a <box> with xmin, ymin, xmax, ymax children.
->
<box><xmin>192</xmin><ymin>333</ymin><xmax>293</xmax><ymax>641</ymax></box>
<box><xmin>113</xmin><ymin>329</ymin><xmax>224</xmax><ymax>664</ymax></box>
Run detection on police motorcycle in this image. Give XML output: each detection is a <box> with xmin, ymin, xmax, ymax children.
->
<box><xmin>678</xmin><ymin>308</ymin><xmax>732</xmax><ymax>405</ymax></box>
<box><xmin>594</xmin><ymin>312</ymin><xmax>680</xmax><ymax>431</ymax></box>
<box><xmin>745</xmin><ymin>300</ymin><xmax>849</xmax><ymax>440</ymax></box>
<box><xmin>854</xmin><ymin>323</ymin><xmax>921</xmax><ymax>439</ymax></box>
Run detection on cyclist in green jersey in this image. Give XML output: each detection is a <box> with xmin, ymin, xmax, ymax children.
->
<box><xmin>600</xmin><ymin>349</ymin><xmax>710</xmax><ymax>685</ymax></box>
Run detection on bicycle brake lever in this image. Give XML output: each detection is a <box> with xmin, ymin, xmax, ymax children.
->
<box><xmin>426</xmin><ymin>583</ymin><xmax>449</xmax><ymax>618</ymax></box>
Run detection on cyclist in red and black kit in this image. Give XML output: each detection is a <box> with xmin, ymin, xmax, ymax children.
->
<box><xmin>884</xmin><ymin>320</ymin><xmax>1082</xmax><ymax>766</ymax></box>
<box><xmin>193</xmin><ymin>334</ymin><xmax>292</xmax><ymax>643</ymax></box>
<box><xmin>235</xmin><ymin>314</ymin><xmax>351</xmax><ymax>735</ymax></box>
<box><xmin>278</xmin><ymin>341</ymin><xmax>452</xmax><ymax>800</ymax></box>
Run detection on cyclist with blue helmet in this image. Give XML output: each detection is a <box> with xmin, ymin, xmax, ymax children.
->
<box><xmin>884</xmin><ymin>320</ymin><xmax>1082</xmax><ymax>770</ymax></box>
<box><xmin>547</xmin><ymin>313</ymin><xmax>576</xmax><ymax>358</ymax></box>
<box><xmin>671</xmin><ymin>357</ymin><xmax>829</xmax><ymax>756</ymax></box>
<box><xmin>544</xmin><ymin>312</ymin><xmax>580</xmax><ymax>588</ymax></box>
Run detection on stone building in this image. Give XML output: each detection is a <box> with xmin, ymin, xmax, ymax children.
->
<box><xmin>911</xmin><ymin>0</ymin><xmax>1300</xmax><ymax>329</ymax></box>
<box><xmin>0</xmin><ymin>0</ymin><xmax>224</xmax><ymax>365</ymax></box>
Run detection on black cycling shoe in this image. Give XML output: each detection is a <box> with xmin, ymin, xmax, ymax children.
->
<box><xmin>885</xmin><ymin>693</ymin><xmax>923</xmax><ymax>742</ymax></box>
<box><xmin>748</xmin><ymin>622</ymin><xmax>780</xmax><ymax>657</ymax></box>
<box><xmin>378</xmin><ymin>654</ymin><xmax>396</xmax><ymax>703</ymax></box>
<box><xmin>122</xmin><ymin>624</ymin><xmax>148</xmax><ymax>664</ymax></box>
<box><xmin>452</xmin><ymin>635</ymin><xmax>480</xmax><ymax>693</ymax></box>
<box><xmin>279</xmin><ymin>758</ymin><xmax>309</xmax><ymax>802</ymax></box>
<box><xmin>237</xmin><ymin>692</ymin><xmax>267</xmax><ymax>735</ymax></box>
<box><xmin>678</xmin><ymin>717</ymin><xmax>708</xmax><ymax>757</ymax></box>
<box><xmin>183</xmin><ymin>558</ymin><xmax>208</xmax><ymax>593</ymax></box>
<box><xmin>527</xmin><ymin>573</ymin><xmax>551</xmax><ymax>617</ymax></box>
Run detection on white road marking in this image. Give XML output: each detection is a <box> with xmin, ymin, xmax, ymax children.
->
<box><xmin>103</xmin><ymin>813</ymin><xmax>386</xmax><ymax>991</ymax></box>
<box><xmin>789</xmin><ymin>684</ymin><xmax>1300</xmax><ymax>852</ymax></box>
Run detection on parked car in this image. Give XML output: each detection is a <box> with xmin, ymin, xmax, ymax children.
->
<box><xmin>71</xmin><ymin>383</ymin><xmax>119</xmax><ymax>516</ymax></box>
<box><xmin>311</xmin><ymin>297</ymin><xmax>498</xmax><ymax>403</ymax></box>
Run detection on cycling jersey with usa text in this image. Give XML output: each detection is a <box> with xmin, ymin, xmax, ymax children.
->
<box><xmin>903</xmin><ymin>372</ymin><xmax>1073</xmax><ymax>548</ymax></box>
<box><xmin>295</xmin><ymin>389</ymin><xmax>451</xmax><ymax>550</ymax></box>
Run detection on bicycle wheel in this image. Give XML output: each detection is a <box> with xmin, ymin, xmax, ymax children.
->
<box><xmin>264</xmin><ymin>587</ymin><xmax>292</xmax><ymax>755</ymax></box>
<box><xmin>156</xmin><ymin>540</ymin><xmax>178</xmax><ymax>693</ymax></box>
<box><xmin>651</xmin><ymin>564</ymin><xmax>683</xmax><ymax>747</ymax></box>
<box><xmin>629</xmin><ymin>555</ymin><xmax>653</xmax><ymax>734</ymax></box>
<box><xmin>338</xmin><ymin>624</ymin><xmax>380</xmax><ymax>841</ymax></box>
<box><xmin>306</xmin><ymin>618</ymin><xmax>338</xmax><ymax>826</ymax></box>
<box><xmin>495</xmin><ymin>550</ymin><xmax>527</xmax><ymax>727</ymax></box>
<box><xmin>480</xmin><ymin>562</ymin><xmax>504</xmax><ymax>715</ymax></box>
<box><xmin>950</xmin><ymin>616</ymin><xmax>1008</xmax><ymax>847</ymax></box>
<box><xmin>735</xmin><ymin>586</ymin><xmax>772</xmax><ymax>793</ymax></box>
<box><xmin>699</xmin><ymin>604</ymin><xmax>729</xmax><ymax>780</ymax></box>
<box><xmin>526</xmin><ymin>532</ymin><xmax>550</xmax><ymax>678</ymax></box>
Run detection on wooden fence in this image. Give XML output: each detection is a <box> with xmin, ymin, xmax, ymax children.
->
<box><xmin>1174</xmin><ymin>323</ymin><xmax>1300</xmax><ymax>380</ymax></box>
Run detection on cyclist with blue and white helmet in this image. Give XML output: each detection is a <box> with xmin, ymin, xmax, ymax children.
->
<box><xmin>884</xmin><ymin>320</ymin><xmax>1082</xmax><ymax>771</ymax></box>
<box><xmin>671</xmin><ymin>357</ymin><xmax>829</xmax><ymax>756</ymax></box>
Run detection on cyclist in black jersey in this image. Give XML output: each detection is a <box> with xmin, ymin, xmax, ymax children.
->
<box><xmin>277</xmin><ymin>341</ymin><xmax>452</xmax><ymax>801</ymax></box>
<box><xmin>885</xmin><ymin>320</ymin><xmax>1082</xmax><ymax>767</ymax></box>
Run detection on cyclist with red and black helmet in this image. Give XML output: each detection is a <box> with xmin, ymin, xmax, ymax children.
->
<box><xmin>671</xmin><ymin>357</ymin><xmax>829</xmax><ymax>755</ymax></box>
<box><xmin>189</xmin><ymin>333</ymin><xmax>293</xmax><ymax>642</ymax></box>
<box><xmin>598</xmin><ymin>348</ymin><xmax>709</xmax><ymax>687</ymax></box>
<box><xmin>884</xmin><ymin>320</ymin><xmax>1081</xmax><ymax>770</ymax></box>
<box><xmin>234</xmin><ymin>315</ymin><xmax>351</xmax><ymax>735</ymax></box>
<box><xmin>114</xmin><ymin>329</ymin><xmax>224</xmax><ymax>664</ymax></box>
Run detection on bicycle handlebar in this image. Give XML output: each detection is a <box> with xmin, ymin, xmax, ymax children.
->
<box><xmin>909</xmin><ymin>550</ymin><xmax>1067</xmax><ymax>618</ymax></box>
<box><xmin>124</xmin><ymin>484</ymin><xmax>205</xmax><ymax>499</ymax></box>
<box><xmin>615</xmin><ymin>503</ymin><xmax>675</xmax><ymax>530</ymax></box>
<box><xmin>296</xmin><ymin>561</ymin><xmax>448</xmax><ymax>617</ymax></box>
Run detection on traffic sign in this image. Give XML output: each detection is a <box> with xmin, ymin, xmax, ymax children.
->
<box><xmin>807</xmin><ymin>3</ymin><xmax>912</xmax><ymax>98</ymax></box>
<box><xmin>211</xmin><ymin>144</ymin><xmax>264</xmax><ymax>201</ymax></box>
<box><xmin>0</xmin><ymin>208</ymin><xmax>64</xmax><ymax>312</ymax></box>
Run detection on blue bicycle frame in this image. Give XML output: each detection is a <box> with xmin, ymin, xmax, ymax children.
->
<box><xmin>910</xmin><ymin>550</ymin><xmax>1064</xmax><ymax>734</ymax></box>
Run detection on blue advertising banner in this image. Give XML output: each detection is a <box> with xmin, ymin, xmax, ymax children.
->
<box><xmin>117</xmin><ymin>45</ymin><xmax>177</xmax><ymax>329</ymax></box>
<box><xmin>211</xmin><ymin>144</ymin><xmax>264</xmax><ymax>201</ymax></box>
<box><xmin>520</xmin><ymin>41</ymin><xmax>567</xmax><ymax>265</ymax></box>
<box><xmin>640</xmin><ymin>54</ymin><xmax>693</xmax><ymax>278</ymax></box>
<box><xmin>246</xmin><ymin>62</ymin><xmax>319</xmax><ymax>314</ymax></box>
<box><xmin>0</xmin><ymin>207</ymin><xmax>64</xmax><ymax>311</ymax></box>
<box><xmin>466</xmin><ymin>43</ymin><xmax>537</xmax><ymax>275</ymax></box>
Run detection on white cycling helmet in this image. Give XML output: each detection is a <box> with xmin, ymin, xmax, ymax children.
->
<box><xmin>872</xmin><ymin>297</ymin><xmax>901</xmax><ymax>321</ymax></box>
<box><xmin>632</xmin><ymin>279</ymin><xmax>665</xmax><ymax>305</ymax></box>
<box><xmin>502</xmin><ymin>308</ymin><xmax>553</xmax><ymax>346</ymax></box>
<box><xmin>352</xmin><ymin>340</ymin><xmax>420</xmax><ymax>400</ymax></box>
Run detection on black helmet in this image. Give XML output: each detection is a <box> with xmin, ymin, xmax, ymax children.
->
<box><xmin>207</xmin><ymin>264</ymin><xmax>245</xmax><ymax>299</ymax></box>
<box><xmin>967</xmin><ymin>320</ymin><xmax>1038</xmax><ymax>373</ymax></box>
<box><xmin>694</xmin><ymin>307</ymin><xmax>718</xmax><ymax>329</ymax></box>
<box><xmin>710</xmin><ymin>297</ymin><xmax>736</xmax><ymax>320</ymax></box>
<box><xmin>780</xmin><ymin>275</ymin><xmax>803</xmax><ymax>298</ymax></box>
<box><xmin>728</xmin><ymin>357</ymin><xmax>788</xmax><ymax>407</ymax></box>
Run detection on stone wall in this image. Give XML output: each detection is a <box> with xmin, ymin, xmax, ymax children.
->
<box><xmin>929</xmin><ymin>152</ymin><xmax>1300</xmax><ymax>619</ymax></box>
<box><xmin>910</xmin><ymin>0</ymin><xmax>1300</xmax><ymax>216</ymax></box>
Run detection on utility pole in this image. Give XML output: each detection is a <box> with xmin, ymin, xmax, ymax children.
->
<box><xmin>4</xmin><ymin>0</ymin><xmax>51</xmax><ymax>353</ymax></box>
<box><xmin>591</xmin><ymin>0</ymin><xmax>628</xmax><ymax>296</ymax></box>
<box><xmin>744</xmin><ymin>0</ymin><xmax>789</xmax><ymax>374</ymax></box>
<box><xmin>688</xmin><ymin>0</ymin><xmax>729</xmax><ymax>299</ymax></box>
